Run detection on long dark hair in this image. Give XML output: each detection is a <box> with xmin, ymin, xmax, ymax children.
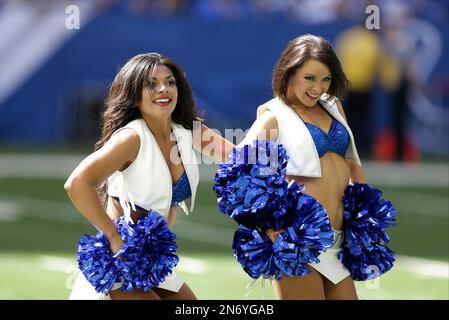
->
<box><xmin>95</xmin><ymin>53</ymin><xmax>201</xmax><ymax>152</ymax></box>
<box><xmin>272</xmin><ymin>34</ymin><xmax>350</xmax><ymax>105</ymax></box>
<box><xmin>95</xmin><ymin>53</ymin><xmax>202</xmax><ymax>202</ymax></box>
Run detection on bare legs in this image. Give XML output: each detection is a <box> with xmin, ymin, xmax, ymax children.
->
<box><xmin>109</xmin><ymin>283</ymin><xmax>197</xmax><ymax>300</ymax></box>
<box><xmin>272</xmin><ymin>267</ymin><xmax>326</xmax><ymax>299</ymax></box>
<box><xmin>322</xmin><ymin>275</ymin><xmax>358</xmax><ymax>300</ymax></box>
<box><xmin>271</xmin><ymin>266</ymin><xmax>358</xmax><ymax>300</ymax></box>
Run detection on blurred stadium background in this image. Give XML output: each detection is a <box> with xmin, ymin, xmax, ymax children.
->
<box><xmin>0</xmin><ymin>0</ymin><xmax>447</xmax><ymax>299</ymax></box>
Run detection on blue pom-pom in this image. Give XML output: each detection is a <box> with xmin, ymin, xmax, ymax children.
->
<box><xmin>77</xmin><ymin>211</ymin><xmax>179</xmax><ymax>293</ymax></box>
<box><xmin>232</xmin><ymin>225</ymin><xmax>276</xmax><ymax>279</ymax></box>
<box><xmin>115</xmin><ymin>211</ymin><xmax>179</xmax><ymax>292</ymax></box>
<box><xmin>259</xmin><ymin>180</ymin><xmax>304</xmax><ymax>231</ymax></box>
<box><xmin>338</xmin><ymin>243</ymin><xmax>395</xmax><ymax>281</ymax></box>
<box><xmin>271</xmin><ymin>193</ymin><xmax>334</xmax><ymax>279</ymax></box>
<box><xmin>338</xmin><ymin>183</ymin><xmax>396</xmax><ymax>281</ymax></box>
<box><xmin>213</xmin><ymin>140</ymin><xmax>295</xmax><ymax>230</ymax></box>
<box><xmin>232</xmin><ymin>193</ymin><xmax>334</xmax><ymax>280</ymax></box>
<box><xmin>77</xmin><ymin>233</ymin><xmax>121</xmax><ymax>294</ymax></box>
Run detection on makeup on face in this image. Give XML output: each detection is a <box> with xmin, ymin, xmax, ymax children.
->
<box><xmin>140</xmin><ymin>65</ymin><xmax>178</xmax><ymax>114</ymax></box>
<box><xmin>287</xmin><ymin>59</ymin><xmax>332</xmax><ymax>108</ymax></box>
<box><xmin>148</xmin><ymin>66</ymin><xmax>177</xmax><ymax>108</ymax></box>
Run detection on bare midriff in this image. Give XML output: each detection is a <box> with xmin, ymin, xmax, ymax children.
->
<box><xmin>287</xmin><ymin>152</ymin><xmax>350</xmax><ymax>231</ymax></box>
<box><xmin>106</xmin><ymin>196</ymin><xmax>176</xmax><ymax>229</ymax></box>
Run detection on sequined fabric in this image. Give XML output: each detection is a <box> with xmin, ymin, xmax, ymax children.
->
<box><xmin>171</xmin><ymin>172</ymin><xmax>191</xmax><ymax>207</ymax></box>
<box><xmin>303</xmin><ymin>118</ymin><xmax>349</xmax><ymax>157</ymax></box>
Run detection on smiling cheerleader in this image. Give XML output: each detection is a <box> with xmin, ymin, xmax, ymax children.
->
<box><xmin>65</xmin><ymin>53</ymin><xmax>234</xmax><ymax>300</ymax></box>
<box><xmin>214</xmin><ymin>35</ymin><xmax>396</xmax><ymax>300</ymax></box>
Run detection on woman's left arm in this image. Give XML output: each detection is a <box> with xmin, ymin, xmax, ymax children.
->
<box><xmin>193</xmin><ymin>123</ymin><xmax>235</xmax><ymax>163</ymax></box>
<box><xmin>335</xmin><ymin>98</ymin><xmax>367</xmax><ymax>184</ymax></box>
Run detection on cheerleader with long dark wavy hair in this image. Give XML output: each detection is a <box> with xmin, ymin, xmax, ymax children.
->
<box><xmin>65</xmin><ymin>53</ymin><xmax>234</xmax><ymax>300</ymax></box>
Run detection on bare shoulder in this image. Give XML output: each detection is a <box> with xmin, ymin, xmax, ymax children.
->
<box><xmin>239</xmin><ymin>109</ymin><xmax>279</xmax><ymax>146</ymax></box>
<box><xmin>257</xmin><ymin>109</ymin><xmax>278</xmax><ymax>130</ymax></box>
<box><xmin>254</xmin><ymin>109</ymin><xmax>278</xmax><ymax>130</ymax></box>
<box><xmin>100</xmin><ymin>127</ymin><xmax>141</xmax><ymax>164</ymax></box>
<box><xmin>107</xmin><ymin>128</ymin><xmax>140</xmax><ymax>151</ymax></box>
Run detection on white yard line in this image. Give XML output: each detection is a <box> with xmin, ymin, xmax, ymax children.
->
<box><xmin>0</xmin><ymin>154</ymin><xmax>448</xmax><ymax>186</ymax></box>
<box><xmin>395</xmin><ymin>255</ymin><xmax>449</xmax><ymax>279</ymax></box>
<box><xmin>0</xmin><ymin>192</ymin><xmax>87</xmax><ymax>224</ymax></box>
<box><xmin>2</xmin><ymin>188</ymin><xmax>447</xmax><ymax>227</ymax></box>
<box><xmin>0</xmin><ymin>200</ymin><xmax>21</xmax><ymax>221</ymax></box>
<box><xmin>172</xmin><ymin>256</ymin><xmax>208</xmax><ymax>274</ymax></box>
<box><xmin>39</xmin><ymin>254</ymin><xmax>208</xmax><ymax>275</ymax></box>
<box><xmin>33</xmin><ymin>253</ymin><xmax>449</xmax><ymax>281</ymax></box>
<box><xmin>39</xmin><ymin>255</ymin><xmax>76</xmax><ymax>274</ymax></box>
<box><xmin>2</xmin><ymin>192</ymin><xmax>447</xmax><ymax>281</ymax></box>
<box><xmin>0</xmin><ymin>154</ymin><xmax>85</xmax><ymax>178</ymax></box>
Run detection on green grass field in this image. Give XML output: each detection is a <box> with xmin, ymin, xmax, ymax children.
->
<box><xmin>0</xmin><ymin>176</ymin><xmax>448</xmax><ymax>300</ymax></box>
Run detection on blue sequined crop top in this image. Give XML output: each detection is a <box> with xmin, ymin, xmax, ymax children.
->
<box><xmin>171</xmin><ymin>171</ymin><xmax>191</xmax><ymax>207</ymax></box>
<box><xmin>303</xmin><ymin>118</ymin><xmax>350</xmax><ymax>157</ymax></box>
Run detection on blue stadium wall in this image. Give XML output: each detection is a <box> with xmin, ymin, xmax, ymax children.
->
<box><xmin>0</xmin><ymin>10</ymin><xmax>447</xmax><ymax>151</ymax></box>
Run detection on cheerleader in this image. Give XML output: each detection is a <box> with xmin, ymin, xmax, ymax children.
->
<box><xmin>229</xmin><ymin>34</ymin><xmax>373</xmax><ymax>300</ymax></box>
<box><xmin>65</xmin><ymin>53</ymin><xmax>234</xmax><ymax>300</ymax></box>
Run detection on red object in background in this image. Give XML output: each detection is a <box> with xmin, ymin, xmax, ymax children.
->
<box><xmin>373</xmin><ymin>128</ymin><xmax>420</xmax><ymax>162</ymax></box>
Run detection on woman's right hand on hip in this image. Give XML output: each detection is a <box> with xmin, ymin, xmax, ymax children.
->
<box><xmin>265</xmin><ymin>228</ymin><xmax>285</xmax><ymax>243</ymax></box>
<box><xmin>109</xmin><ymin>233</ymin><xmax>125</xmax><ymax>255</ymax></box>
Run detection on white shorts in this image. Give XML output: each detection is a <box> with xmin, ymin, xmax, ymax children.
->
<box><xmin>308</xmin><ymin>229</ymin><xmax>351</xmax><ymax>284</ymax></box>
<box><xmin>68</xmin><ymin>270</ymin><xmax>184</xmax><ymax>300</ymax></box>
